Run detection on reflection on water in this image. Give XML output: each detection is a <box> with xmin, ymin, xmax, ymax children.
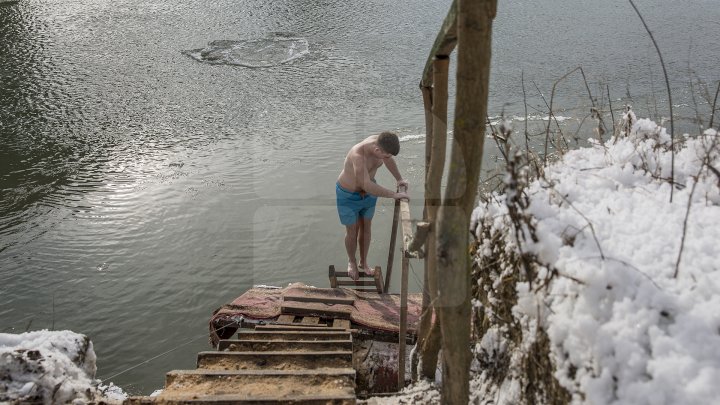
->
<box><xmin>1</xmin><ymin>0</ymin><xmax>718</xmax><ymax>395</ymax></box>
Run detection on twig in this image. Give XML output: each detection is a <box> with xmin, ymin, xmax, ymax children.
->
<box><xmin>628</xmin><ymin>0</ymin><xmax>675</xmax><ymax>202</ymax></box>
<box><xmin>547</xmin><ymin>186</ymin><xmax>605</xmax><ymax>260</ymax></box>
<box><xmin>674</xmin><ymin>176</ymin><xmax>698</xmax><ymax>278</ymax></box>
<box><xmin>674</xmin><ymin>134</ymin><xmax>719</xmax><ymax>277</ymax></box>
<box><xmin>578</xmin><ymin>256</ymin><xmax>662</xmax><ymax>290</ymax></box>
<box><xmin>607</xmin><ymin>85</ymin><xmax>616</xmax><ymax>137</ymax></box>
<box><xmin>710</xmin><ymin>81</ymin><xmax>720</xmax><ymax>129</ymax></box>
<box><xmin>522</xmin><ymin>70</ymin><xmax>530</xmax><ymax>163</ymax></box>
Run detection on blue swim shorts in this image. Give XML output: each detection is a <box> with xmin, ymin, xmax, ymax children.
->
<box><xmin>336</xmin><ymin>182</ymin><xmax>378</xmax><ymax>226</ymax></box>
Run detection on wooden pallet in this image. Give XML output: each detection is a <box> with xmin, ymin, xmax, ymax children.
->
<box><xmin>328</xmin><ymin>264</ymin><xmax>384</xmax><ymax>293</ymax></box>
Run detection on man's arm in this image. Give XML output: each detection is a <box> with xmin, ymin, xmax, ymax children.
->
<box><xmin>353</xmin><ymin>155</ymin><xmax>407</xmax><ymax>199</ymax></box>
<box><xmin>383</xmin><ymin>156</ymin><xmax>409</xmax><ymax>189</ymax></box>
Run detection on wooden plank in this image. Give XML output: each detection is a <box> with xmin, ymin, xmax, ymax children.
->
<box><xmin>254</xmin><ymin>325</ymin><xmax>347</xmax><ymax>332</ymax></box>
<box><xmin>332</xmin><ymin>319</ymin><xmax>351</xmax><ymax>330</ymax></box>
<box><xmin>420</xmin><ymin>0</ymin><xmax>458</xmax><ymax>88</ymax></box>
<box><xmin>280</xmin><ymin>303</ymin><xmax>352</xmax><ymax>319</ymax></box>
<box><xmin>300</xmin><ymin>316</ymin><xmax>320</xmax><ymax>325</ymax></box>
<box><xmin>126</xmin><ymin>393</ymin><xmax>357</xmax><ymax>404</ymax></box>
<box><xmin>407</xmin><ymin>222</ymin><xmax>430</xmax><ymax>258</ymax></box>
<box><xmin>197</xmin><ymin>351</ymin><xmax>353</xmax><ymax>370</ymax></box>
<box><xmin>236</xmin><ymin>331</ymin><xmax>351</xmax><ymax>341</ymax></box>
<box><xmin>329</xmin><ymin>264</ymin><xmax>338</xmax><ymax>288</ymax></box>
<box><xmin>335</xmin><ymin>271</ymin><xmax>375</xmax><ymax>279</ymax></box>
<box><xmin>283</xmin><ymin>295</ymin><xmax>355</xmax><ymax>306</ymax></box>
<box><xmin>373</xmin><ymin>266</ymin><xmax>383</xmax><ymax>294</ymax></box>
<box><xmin>385</xmin><ymin>198</ymin><xmax>401</xmax><ymax>293</ymax></box>
<box><xmin>218</xmin><ymin>339</ymin><xmax>352</xmax><ymax>352</ymax></box>
<box><xmin>398</xmin><ymin>256</ymin><xmax>409</xmax><ymax>390</ymax></box>
<box><xmin>276</xmin><ymin>314</ymin><xmax>295</xmax><ymax>324</ymax></box>
<box><xmin>336</xmin><ymin>280</ymin><xmax>377</xmax><ymax>287</ymax></box>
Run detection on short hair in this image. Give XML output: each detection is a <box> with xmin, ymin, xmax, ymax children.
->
<box><xmin>377</xmin><ymin>131</ymin><xmax>400</xmax><ymax>156</ymax></box>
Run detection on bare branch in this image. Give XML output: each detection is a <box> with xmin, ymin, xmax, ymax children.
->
<box><xmin>628</xmin><ymin>0</ymin><xmax>675</xmax><ymax>202</ymax></box>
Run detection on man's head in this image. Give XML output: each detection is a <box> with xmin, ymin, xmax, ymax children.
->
<box><xmin>375</xmin><ymin>131</ymin><xmax>400</xmax><ymax>157</ymax></box>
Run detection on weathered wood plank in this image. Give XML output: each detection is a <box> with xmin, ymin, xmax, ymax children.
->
<box><xmin>300</xmin><ymin>316</ymin><xmax>320</xmax><ymax>325</ymax></box>
<box><xmin>332</xmin><ymin>319</ymin><xmax>351</xmax><ymax>330</ymax></box>
<box><xmin>280</xmin><ymin>303</ymin><xmax>352</xmax><ymax>319</ymax></box>
<box><xmin>336</xmin><ymin>280</ymin><xmax>377</xmax><ymax>287</ymax></box>
<box><xmin>283</xmin><ymin>295</ymin><xmax>355</xmax><ymax>306</ymax></box>
<box><xmin>124</xmin><ymin>393</ymin><xmax>357</xmax><ymax>405</ymax></box>
<box><xmin>254</xmin><ymin>325</ymin><xmax>347</xmax><ymax>332</ymax></box>
<box><xmin>218</xmin><ymin>339</ymin><xmax>352</xmax><ymax>352</ymax></box>
<box><xmin>407</xmin><ymin>221</ymin><xmax>430</xmax><ymax>257</ymax></box>
<box><xmin>373</xmin><ymin>266</ymin><xmax>384</xmax><ymax>294</ymax></box>
<box><xmin>385</xmin><ymin>198</ymin><xmax>401</xmax><ymax>293</ymax></box>
<box><xmin>335</xmin><ymin>271</ymin><xmax>376</xmax><ymax>279</ymax></box>
<box><xmin>398</xmin><ymin>256</ymin><xmax>409</xmax><ymax>389</ymax></box>
<box><xmin>276</xmin><ymin>315</ymin><xmax>295</xmax><ymax>324</ymax></box>
<box><xmin>196</xmin><ymin>351</ymin><xmax>353</xmax><ymax>370</ymax></box>
<box><xmin>329</xmin><ymin>264</ymin><xmax>338</xmax><ymax>288</ymax></box>
<box><xmin>420</xmin><ymin>0</ymin><xmax>458</xmax><ymax>88</ymax></box>
<box><xmin>236</xmin><ymin>330</ymin><xmax>351</xmax><ymax>341</ymax></box>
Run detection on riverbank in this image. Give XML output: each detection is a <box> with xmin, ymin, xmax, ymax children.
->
<box><xmin>5</xmin><ymin>117</ymin><xmax>719</xmax><ymax>404</ymax></box>
<box><xmin>369</xmin><ymin>115</ymin><xmax>720</xmax><ymax>404</ymax></box>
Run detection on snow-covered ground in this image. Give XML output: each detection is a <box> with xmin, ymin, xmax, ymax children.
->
<box><xmin>469</xmin><ymin>115</ymin><xmax>720</xmax><ymax>404</ymax></box>
<box><xmin>0</xmin><ymin>330</ymin><xmax>126</xmax><ymax>404</ymax></box>
<box><xmin>370</xmin><ymin>116</ymin><xmax>720</xmax><ymax>404</ymax></box>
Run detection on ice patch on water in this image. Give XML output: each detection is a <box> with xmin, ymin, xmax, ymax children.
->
<box><xmin>184</xmin><ymin>34</ymin><xmax>309</xmax><ymax>68</ymax></box>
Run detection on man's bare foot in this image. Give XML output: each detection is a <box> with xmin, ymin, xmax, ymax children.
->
<box><xmin>348</xmin><ymin>262</ymin><xmax>360</xmax><ymax>281</ymax></box>
<box><xmin>359</xmin><ymin>264</ymin><xmax>375</xmax><ymax>276</ymax></box>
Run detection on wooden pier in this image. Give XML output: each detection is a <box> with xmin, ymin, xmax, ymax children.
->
<box><xmin>125</xmin><ymin>281</ymin><xmax>423</xmax><ymax>404</ymax></box>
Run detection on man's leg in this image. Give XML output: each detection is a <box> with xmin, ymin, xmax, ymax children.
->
<box><xmin>358</xmin><ymin>217</ymin><xmax>372</xmax><ymax>274</ymax></box>
<box><xmin>344</xmin><ymin>223</ymin><xmax>360</xmax><ymax>280</ymax></box>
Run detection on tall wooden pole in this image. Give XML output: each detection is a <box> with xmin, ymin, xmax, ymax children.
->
<box><xmin>418</xmin><ymin>55</ymin><xmax>450</xmax><ymax>380</ymax></box>
<box><xmin>413</xmin><ymin>84</ymin><xmax>434</xmax><ymax>380</ymax></box>
<box><xmin>385</xmin><ymin>198</ymin><xmax>400</xmax><ymax>293</ymax></box>
<box><xmin>398</xmin><ymin>253</ymin><xmax>409</xmax><ymax>389</ymax></box>
<box><xmin>437</xmin><ymin>0</ymin><xmax>496</xmax><ymax>404</ymax></box>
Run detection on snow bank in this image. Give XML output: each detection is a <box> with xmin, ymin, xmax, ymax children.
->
<box><xmin>0</xmin><ymin>330</ymin><xmax>126</xmax><ymax>404</ymax></box>
<box><xmin>471</xmin><ymin>115</ymin><xmax>720</xmax><ymax>404</ymax></box>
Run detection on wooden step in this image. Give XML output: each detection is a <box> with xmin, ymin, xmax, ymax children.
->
<box><xmin>197</xmin><ymin>350</ymin><xmax>353</xmax><ymax>370</ymax></box>
<box><xmin>280</xmin><ymin>303</ymin><xmax>352</xmax><ymax>319</ymax></box>
<box><xmin>125</xmin><ymin>393</ymin><xmax>356</xmax><ymax>404</ymax></box>
<box><xmin>328</xmin><ymin>265</ymin><xmax>384</xmax><ymax>293</ymax></box>
<box><xmin>236</xmin><ymin>330</ymin><xmax>351</xmax><ymax>341</ymax></box>
<box><xmin>253</xmin><ymin>324</ymin><xmax>348</xmax><ymax>332</ymax></box>
<box><xmin>218</xmin><ymin>339</ymin><xmax>352</xmax><ymax>352</ymax></box>
<box><xmin>282</xmin><ymin>294</ymin><xmax>355</xmax><ymax>306</ymax></box>
<box><xmin>162</xmin><ymin>369</ymin><xmax>356</xmax><ymax>398</ymax></box>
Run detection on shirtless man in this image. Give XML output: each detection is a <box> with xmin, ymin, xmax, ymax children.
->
<box><xmin>336</xmin><ymin>132</ymin><xmax>409</xmax><ymax>280</ymax></box>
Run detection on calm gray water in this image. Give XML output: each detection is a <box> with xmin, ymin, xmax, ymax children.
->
<box><xmin>1</xmin><ymin>0</ymin><xmax>718</xmax><ymax>394</ymax></box>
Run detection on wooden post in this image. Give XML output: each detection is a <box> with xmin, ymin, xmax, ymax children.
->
<box><xmin>329</xmin><ymin>265</ymin><xmax>337</xmax><ymax>288</ymax></box>
<box><xmin>385</xmin><ymin>198</ymin><xmax>400</xmax><ymax>293</ymax></box>
<box><xmin>398</xmin><ymin>254</ymin><xmax>409</xmax><ymax>389</ymax></box>
<box><xmin>418</xmin><ymin>55</ymin><xmax>451</xmax><ymax>380</ymax></box>
<box><xmin>437</xmin><ymin>1</ymin><xmax>497</xmax><ymax>403</ymax></box>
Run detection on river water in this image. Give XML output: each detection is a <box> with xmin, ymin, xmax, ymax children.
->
<box><xmin>1</xmin><ymin>0</ymin><xmax>718</xmax><ymax>394</ymax></box>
